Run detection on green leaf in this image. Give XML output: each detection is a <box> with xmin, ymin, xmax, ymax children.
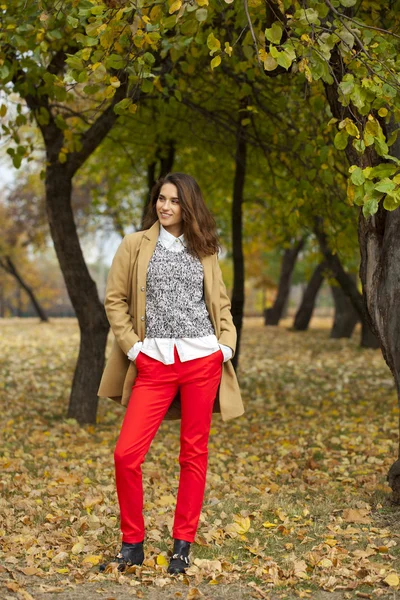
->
<box><xmin>339</xmin><ymin>0</ymin><xmax>357</xmax><ymax>5</ymax></box>
<box><xmin>353</xmin><ymin>184</ymin><xmax>365</xmax><ymax>206</ymax></box>
<box><xmin>368</xmin><ymin>164</ymin><xmax>396</xmax><ymax>179</ymax></box>
<box><xmin>374</xmin><ymin>138</ymin><xmax>389</xmax><ymax>157</ymax></box>
<box><xmin>113</xmin><ymin>98</ymin><xmax>132</xmax><ymax>115</ymax></box>
<box><xmin>295</xmin><ymin>8</ymin><xmax>320</xmax><ymax>25</ymax></box>
<box><xmin>339</xmin><ymin>76</ymin><xmax>355</xmax><ymax>96</ymax></box>
<box><xmin>352</xmin><ymin>139</ymin><xmax>365</xmax><ymax>154</ymax></box>
<box><xmin>383</xmin><ymin>192</ymin><xmax>400</xmax><ymax>210</ymax></box>
<box><xmin>65</xmin><ymin>55</ymin><xmax>84</xmax><ymax>70</ymax></box>
<box><xmin>350</xmin><ymin>167</ymin><xmax>365</xmax><ymax>186</ymax></box>
<box><xmin>374</xmin><ymin>178</ymin><xmax>396</xmax><ymax>193</ymax></box>
<box><xmin>12</xmin><ymin>154</ymin><xmax>23</xmax><ymax>168</ymax></box>
<box><xmin>276</xmin><ymin>50</ymin><xmax>293</xmax><ymax>70</ymax></box>
<box><xmin>334</xmin><ymin>130</ymin><xmax>349</xmax><ymax>150</ymax></box>
<box><xmin>67</xmin><ymin>15</ymin><xmax>79</xmax><ymax>28</ymax></box>
<box><xmin>141</xmin><ymin>79</ymin><xmax>153</xmax><ymax>93</ymax></box>
<box><xmin>382</xmin><ymin>154</ymin><xmax>400</xmax><ymax>165</ymax></box>
<box><xmin>265</xmin><ymin>22</ymin><xmax>283</xmax><ymax>45</ymax></box>
<box><xmin>362</xmin><ymin>197</ymin><xmax>379</xmax><ymax>217</ymax></box>
<box><xmin>143</xmin><ymin>52</ymin><xmax>155</xmax><ymax>64</ymax></box>
<box><xmin>195</xmin><ymin>8</ymin><xmax>208</xmax><ymax>21</ymax></box>
<box><xmin>105</xmin><ymin>54</ymin><xmax>125</xmax><ymax>70</ymax></box>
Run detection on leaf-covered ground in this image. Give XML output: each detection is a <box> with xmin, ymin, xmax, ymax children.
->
<box><xmin>1</xmin><ymin>317</ymin><xmax>400</xmax><ymax>600</ymax></box>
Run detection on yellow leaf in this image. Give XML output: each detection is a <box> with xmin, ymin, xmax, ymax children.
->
<box><xmin>378</xmin><ymin>107</ymin><xmax>388</xmax><ymax>117</ymax></box>
<box><xmin>156</xmin><ymin>554</ymin><xmax>169</xmax><ymax>566</ymax></box>
<box><xmin>158</xmin><ymin>494</ymin><xmax>176</xmax><ymax>506</ymax></box>
<box><xmin>211</xmin><ymin>55</ymin><xmax>221</xmax><ymax>70</ymax></box>
<box><xmin>259</xmin><ymin>48</ymin><xmax>267</xmax><ymax>61</ymax></box>
<box><xmin>233</xmin><ymin>515</ymin><xmax>250</xmax><ymax>534</ymax></box>
<box><xmin>262</xmin><ymin>521</ymin><xmax>277</xmax><ymax>528</ymax></box>
<box><xmin>318</xmin><ymin>558</ymin><xmax>333</xmax><ymax>568</ymax></box>
<box><xmin>109</xmin><ymin>76</ymin><xmax>121</xmax><ymax>88</ymax></box>
<box><xmin>71</xmin><ymin>538</ymin><xmax>85</xmax><ymax>554</ymax></box>
<box><xmin>82</xmin><ymin>555</ymin><xmax>102</xmax><ymax>565</ymax></box>
<box><xmin>324</xmin><ymin>538</ymin><xmax>337</xmax><ymax>547</ymax></box>
<box><xmin>169</xmin><ymin>0</ymin><xmax>182</xmax><ymax>14</ymax></box>
<box><xmin>384</xmin><ymin>572</ymin><xmax>399</xmax><ymax>587</ymax></box>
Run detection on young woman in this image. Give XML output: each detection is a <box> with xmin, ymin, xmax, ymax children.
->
<box><xmin>98</xmin><ymin>172</ymin><xmax>244</xmax><ymax>575</ymax></box>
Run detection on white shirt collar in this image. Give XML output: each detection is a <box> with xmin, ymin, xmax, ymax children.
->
<box><xmin>159</xmin><ymin>223</ymin><xmax>186</xmax><ymax>249</ymax></box>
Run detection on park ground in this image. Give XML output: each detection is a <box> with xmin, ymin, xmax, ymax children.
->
<box><xmin>1</xmin><ymin>317</ymin><xmax>400</xmax><ymax>600</ymax></box>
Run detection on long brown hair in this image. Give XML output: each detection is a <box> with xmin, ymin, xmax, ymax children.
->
<box><xmin>142</xmin><ymin>172</ymin><xmax>221</xmax><ymax>258</ymax></box>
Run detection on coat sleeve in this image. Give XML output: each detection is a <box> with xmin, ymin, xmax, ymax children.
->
<box><xmin>215</xmin><ymin>255</ymin><xmax>237</xmax><ymax>358</ymax></box>
<box><xmin>104</xmin><ymin>235</ymin><xmax>140</xmax><ymax>354</ymax></box>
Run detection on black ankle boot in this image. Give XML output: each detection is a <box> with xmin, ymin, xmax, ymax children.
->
<box><xmin>99</xmin><ymin>540</ymin><xmax>144</xmax><ymax>573</ymax></box>
<box><xmin>167</xmin><ymin>538</ymin><xmax>191</xmax><ymax>575</ymax></box>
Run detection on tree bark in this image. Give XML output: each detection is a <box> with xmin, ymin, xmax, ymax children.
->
<box><xmin>264</xmin><ymin>238</ymin><xmax>305</xmax><ymax>326</ymax></box>
<box><xmin>330</xmin><ymin>280</ymin><xmax>359</xmax><ymax>338</ymax></box>
<box><xmin>45</xmin><ymin>167</ymin><xmax>109</xmax><ymax>424</ymax></box>
<box><xmin>231</xmin><ymin>102</ymin><xmax>247</xmax><ymax>371</ymax></box>
<box><xmin>0</xmin><ymin>282</ymin><xmax>4</xmax><ymax>318</ymax></box>
<box><xmin>293</xmin><ymin>261</ymin><xmax>326</xmax><ymax>331</ymax></box>
<box><xmin>142</xmin><ymin>140</ymin><xmax>176</xmax><ymax>226</ymax></box>
<box><xmin>0</xmin><ymin>256</ymin><xmax>48</xmax><ymax>322</ymax></box>
<box><xmin>314</xmin><ymin>221</ymin><xmax>379</xmax><ymax>349</ymax></box>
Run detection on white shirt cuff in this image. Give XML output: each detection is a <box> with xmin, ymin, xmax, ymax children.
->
<box><xmin>127</xmin><ymin>341</ymin><xmax>143</xmax><ymax>361</ymax></box>
<box><xmin>218</xmin><ymin>343</ymin><xmax>233</xmax><ymax>362</ymax></box>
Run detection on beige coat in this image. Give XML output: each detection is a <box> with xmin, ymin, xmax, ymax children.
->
<box><xmin>97</xmin><ymin>219</ymin><xmax>245</xmax><ymax>422</ymax></box>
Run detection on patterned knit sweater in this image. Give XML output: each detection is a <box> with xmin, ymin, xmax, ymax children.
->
<box><xmin>145</xmin><ymin>239</ymin><xmax>215</xmax><ymax>338</ymax></box>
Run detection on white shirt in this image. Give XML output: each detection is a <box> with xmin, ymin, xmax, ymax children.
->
<box><xmin>127</xmin><ymin>223</ymin><xmax>233</xmax><ymax>365</ymax></box>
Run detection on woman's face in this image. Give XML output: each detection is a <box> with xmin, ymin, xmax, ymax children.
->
<box><xmin>156</xmin><ymin>183</ymin><xmax>183</xmax><ymax>231</ymax></box>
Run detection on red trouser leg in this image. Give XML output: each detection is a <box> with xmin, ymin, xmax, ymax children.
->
<box><xmin>113</xmin><ymin>345</ymin><xmax>223</xmax><ymax>544</ymax></box>
<box><xmin>114</xmin><ymin>352</ymin><xmax>179</xmax><ymax>543</ymax></box>
<box><xmin>172</xmin><ymin>347</ymin><xmax>223</xmax><ymax>542</ymax></box>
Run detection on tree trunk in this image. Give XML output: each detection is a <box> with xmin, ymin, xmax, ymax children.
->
<box><xmin>0</xmin><ymin>282</ymin><xmax>4</xmax><ymax>318</ymax></box>
<box><xmin>264</xmin><ymin>238</ymin><xmax>305</xmax><ymax>326</ymax></box>
<box><xmin>230</xmin><ymin>103</ymin><xmax>247</xmax><ymax>371</ymax></box>
<box><xmin>142</xmin><ymin>141</ymin><xmax>175</xmax><ymax>226</ymax></box>
<box><xmin>325</xmin><ymin>72</ymin><xmax>400</xmax><ymax>496</ymax></box>
<box><xmin>0</xmin><ymin>256</ymin><xmax>48</xmax><ymax>322</ymax></box>
<box><xmin>314</xmin><ymin>221</ymin><xmax>379</xmax><ymax>349</ymax></box>
<box><xmin>143</xmin><ymin>160</ymin><xmax>157</xmax><ymax>226</ymax></box>
<box><xmin>330</xmin><ymin>279</ymin><xmax>359</xmax><ymax>338</ymax></box>
<box><xmin>293</xmin><ymin>261</ymin><xmax>326</xmax><ymax>331</ymax></box>
<box><xmin>45</xmin><ymin>167</ymin><xmax>109</xmax><ymax>424</ymax></box>
<box><xmin>16</xmin><ymin>285</ymin><xmax>22</xmax><ymax>317</ymax></box>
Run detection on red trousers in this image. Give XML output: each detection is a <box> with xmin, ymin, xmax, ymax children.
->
<box><xmin>114</xmin><ymin>345</ymin><xmax>223</xmax><ymax>544</ymax></box>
